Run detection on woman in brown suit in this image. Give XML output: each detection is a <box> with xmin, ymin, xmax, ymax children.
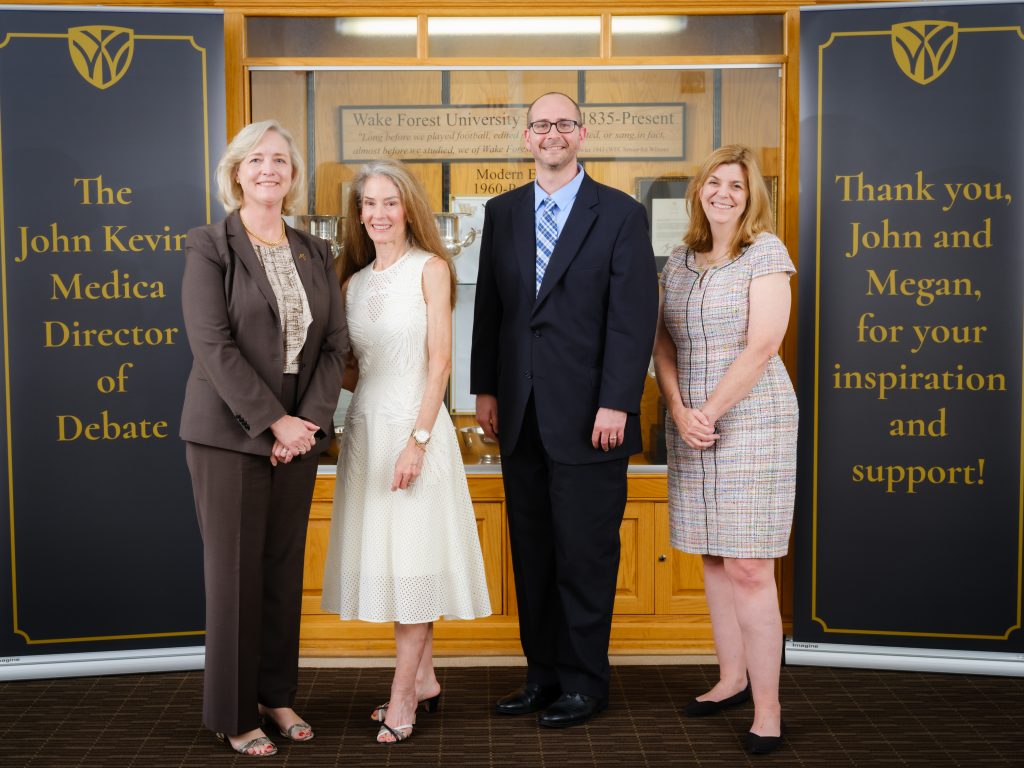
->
<box><xmin>180</xmin><ymin>120</ymin><xmax>347</xmax><ymax>756</ymax></box>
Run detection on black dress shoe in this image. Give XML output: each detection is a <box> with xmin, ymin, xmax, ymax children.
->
<box><xmin>537</xmin><ymin>692</ymin><xmax>608</xmax><ymax>729</ymax></box>
<box><xmin>744</xmin><ymin>721</ymin><xmax>784</xmax><ymax>755</ymax></box>
<box><xmin>495</xmin><ymin>683</ymin><xmax>561</xmax><ymax>715</ymax></box>
<box><xmin>682</xmin><ymin>682</ymin><xmax>751</xmax><ymax>717</ymax></box>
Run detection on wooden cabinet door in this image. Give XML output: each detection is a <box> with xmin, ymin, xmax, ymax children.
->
<box><xmin>653</xmin><ymin>502</ymin><xmax>710</xmax><ymax>614</ymax></box>
<box><xmin>502</xmin><ymin>497</ymin><xmax>657</xmax><ymax>617</ymax></box>
<box><xmin>614</xmin><ymin>501</ymin><xmax>656</xmax><ymax>614</ymax></box>
<box><xmin>301</xmin><ymin>476</ymin><xmax>335</xmax><ymax>615</ymax></box>
<box><xmin>474</xmin><ymin>501</ymin><xmax>504</xmax><ymax>616</ymax></box>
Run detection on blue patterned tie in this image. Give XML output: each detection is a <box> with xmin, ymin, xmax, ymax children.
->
<box><xmin>535</xmin><ymin>197</ymin><xmax>559</xmax><ymax>296</ymax></box>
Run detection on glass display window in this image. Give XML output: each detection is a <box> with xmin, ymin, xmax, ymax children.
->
<box><xmin>248</xmin><ymin>21</ymin><xmax>785</xmax><ymax>468</ymax></box>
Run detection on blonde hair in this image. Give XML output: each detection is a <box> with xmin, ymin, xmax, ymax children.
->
<box><xmin>215</xmin><ymin>120</ymin><xmax>306</xmax><ymax>215</ymax></box>
<box><xmin>340</xmin><ymin>159</ymin><xmax>456</xmax><ymax>308</ymax></box>
<box><xmin>683</xmin><ymin>144</ymin><xmax>774</xmax><ymax>258</ymax></box>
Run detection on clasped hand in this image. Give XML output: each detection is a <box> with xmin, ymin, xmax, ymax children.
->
<box><xmin>673</xmin><ymin>406</ymin><xmax>720</xmax><ymax>450</ymax></box>
<box><xmin>269</xmin><ymin>415</ymin><xmax>320</xmax><ymax>466</ymax></box>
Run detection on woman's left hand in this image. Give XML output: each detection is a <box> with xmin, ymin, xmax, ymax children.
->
<box><xmin>270</xmin><ymin>439</ymin><xmax>294</xmax><ymax>466</ymax></box>
<box><xmin>672</xmin><ymin>404</ymin><xmax>720</xmax><ymax>450</ymax></box>
<box><xmin>391</xmin><ymin>442</ymin><xmax>424</xmax><ymax>491</ymax></box>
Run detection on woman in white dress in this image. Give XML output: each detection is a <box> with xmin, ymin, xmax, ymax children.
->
<box><xmin>322</xmin><ymin>159</ymin><xmax>491</xmax><ymax>744</ymax></box>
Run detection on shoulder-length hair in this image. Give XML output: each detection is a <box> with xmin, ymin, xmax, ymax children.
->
<box><xmin>683</xmin><ymin>144</ymin><xmax>774</xmax><ymax>259</ymax></box>
<box><xmin>339</xmin><ymin>159</ymin><xmax>456</xmax><ymax>308</ymax></box>
<box><xmin>215</xmin><ymin>120</ymin><xmax>306</xmax><ymax>215</ymax></box>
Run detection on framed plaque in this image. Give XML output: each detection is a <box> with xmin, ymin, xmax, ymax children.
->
<box><xmin>636</xmin><ymin>176</ymin><xmax>690</xmax><ymax>268</ymax></box>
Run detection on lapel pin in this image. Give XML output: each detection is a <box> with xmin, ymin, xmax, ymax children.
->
<box><xmin>298</xmin><ymin>252</ymin><xmax>307</xmax><ymax>260</ymax></box>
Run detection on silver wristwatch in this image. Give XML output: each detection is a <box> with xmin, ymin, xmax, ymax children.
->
<box><xmin>411</xmin><ymin>428</ymin><xmax>431</xmax><ymax>448</ymax></box>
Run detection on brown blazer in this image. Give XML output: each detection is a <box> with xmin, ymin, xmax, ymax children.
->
<box><xmin>179</xmin><ymin>210</ymin><xmax>348</xmax><ymax>456</ymax></box>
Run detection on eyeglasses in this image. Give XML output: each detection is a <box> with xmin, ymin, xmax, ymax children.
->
<box><xmin>528</xmin><ymin>119</ymin><xmax>580</xmax><ymax>135</ymax></box>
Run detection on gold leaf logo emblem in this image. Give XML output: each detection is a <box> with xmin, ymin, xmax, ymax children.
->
<box><xmin>891</xmin><ymin>21</ymin><xmax>959</xmax><ymax>85</ymax></box>
<box><xmin>68</xmin><ymin>26</ymin><xmax>134</xmax><ymax>90</ymax></box>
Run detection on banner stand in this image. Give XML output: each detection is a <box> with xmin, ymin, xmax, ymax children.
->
<box><xmin>793</xmin><ymin>0</ymin><xmax>1024</xmax><ymax>671</ymax></box>
<box><xmin>0</xmin><ymin>6</ymin><xmax>225</xmax><ymax>676</ymax></box>
<box><xmin>786</xmin><ymin>638</ymin><xmax>1024</xmax><ymax>677</ymax></box>
<box><xmin>0</xmin><ymin>646</ymin><xmax>204</xmax><ymax>682</ymax></box>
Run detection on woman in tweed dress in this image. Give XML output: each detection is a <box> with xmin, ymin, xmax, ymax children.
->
<box><xmin>653</xmin><ymin>145</ymin><xmax>797</xmax><ymax>755</ymax></box>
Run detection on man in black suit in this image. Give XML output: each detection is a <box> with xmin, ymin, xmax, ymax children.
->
<box><xmin>471</xmin><ymin>92</ymin><xmax>658</xmax><ymax>728</ymax></box>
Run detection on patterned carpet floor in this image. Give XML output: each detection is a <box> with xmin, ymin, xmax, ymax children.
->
<box><xmin>2</xmin><ymin>662</ymin><xmax>1023</xmax><ymax>767</ymax></box>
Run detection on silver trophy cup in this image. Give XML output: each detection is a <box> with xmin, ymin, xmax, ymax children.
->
<box><xmin>295</xmin><ymin>215</ymin><xmax>343</xmax><ymax>260</ymax></box>
<box><xmin>434</xmin><ymin>212</ymin><xmax>477</xmax><ymax>258</ymax></box>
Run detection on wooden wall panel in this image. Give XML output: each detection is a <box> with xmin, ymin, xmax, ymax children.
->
<box><xmin>447</xmin><ymin>71</ymin><xmax>576</xmax><ymax>203</ymax></box>
<box><xmin>449</xmin><ymin>71</ymin><xmax>578</xmax><ymax>108</ymax></box>
<box><xmin>250</xmin><ymin>71</ymin><xmax>308</xmax><ymax>161</ymax></box>
<box><xmin>720</xmin><ymin>67</ymin><xmax>781</xmax><ymax>174</ymax></box>
<box><xmin>311</xmin><ymin>71</ymin><xmax>444</xmax><ymax>216</ymax></box>
<box><xmin>584</xmin><ymin>69</ymin><xmax>714</xmax><ymax>179</ymax></box>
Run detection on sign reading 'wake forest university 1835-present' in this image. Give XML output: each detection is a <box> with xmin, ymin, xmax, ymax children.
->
<box><xmin>0</xmin><ymin>8</ymin><xmax>224</xmax><ymax>665</ymax></box>
<box><xmin>339</xmin><ymin>104</ymin><xmax>686</xmax><ymax>161</ymax></box>
<box><xmin>795</xmin><ymin>2</ymin><xmax>1024</xmax><ymax>655</ymax></box>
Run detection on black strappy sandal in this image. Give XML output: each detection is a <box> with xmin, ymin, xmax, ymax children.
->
<box><xmin>376</xmin><ymin>722</ymin><xmax>414</xmax><ymax>745</ymax></box>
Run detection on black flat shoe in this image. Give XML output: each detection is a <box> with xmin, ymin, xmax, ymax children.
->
<box><xmin>537</xmin><ymin>692</ymin><xmax>607</xmax><ymax>729</ymax></box>
<box><xmin>495</xmin><ymin>682</ymin><xmax>561</xmax><ymax>715</ymax></box>
<box><xmin>682</xmin><ymin>682</ymin><xmax>751</xmax><ymax>717</ymax></box>
<box><xmin>744</xmin><ymin>721</ymin><xmax>784</xmax><ymax>755</ymax></box>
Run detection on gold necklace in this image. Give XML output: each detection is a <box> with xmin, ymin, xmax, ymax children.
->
<box><xmin>696</xmin><ymin>250</ymin><xmax>730</xmax><ymax>273</ymax></box>
<box><xmin>240</xmin><ymin>215</ymin><xmax>286</xmax><ymax>247</ymax></box>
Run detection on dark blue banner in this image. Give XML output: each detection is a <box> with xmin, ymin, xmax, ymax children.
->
<box><xmin>795</xmin><ymin>2</ymin><xmax>1024</xmax><ymax>653</ymax></box>
<box><xmin>0</xmin><ymin>8</ymin><xmax>224</xmax><ymax>660</ymax></box>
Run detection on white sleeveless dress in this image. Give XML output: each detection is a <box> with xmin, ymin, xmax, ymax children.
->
<box><xmin>321</xmin><ymin>248</ymin><xmax>492</xmax><ymax>623</ymax></box>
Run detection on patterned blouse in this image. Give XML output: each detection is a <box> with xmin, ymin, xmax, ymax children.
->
<box><xmin>252</xmin><ymin>242</ymin><xmax>312</xmax><ymax>374</ymax></box>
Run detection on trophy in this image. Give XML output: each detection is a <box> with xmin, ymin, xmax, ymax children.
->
<box><xmin>458</xmin><ymin>426</ymin><xmax>500</xmax><ymax>464</ymax></box>
<box><xmin>295</xmin><ymin>215</ymin><xmax>343</xmax><ymax>260</ymax></box>
<box><xmin>434</xmin><ymin>212</ymin><xmax>477</xmax><ymax>258</ymax></box>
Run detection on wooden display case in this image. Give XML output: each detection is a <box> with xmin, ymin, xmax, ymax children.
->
<box><xmin>241</xmin><ymin>7</ymin><xmax>800</xmax><ymax>657</ymax></box>
<box><xmin>299</xmin><ymin>471</ymin><xmax>791</xmax><ymax>656</ymax></box>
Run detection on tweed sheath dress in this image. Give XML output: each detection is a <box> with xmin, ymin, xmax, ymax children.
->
<box><xmin>662</xmin><ymin>232</ymin><xmax>798</xmax><ymax>558</ymax></box>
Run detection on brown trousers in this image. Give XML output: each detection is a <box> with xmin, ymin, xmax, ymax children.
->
<box><xmin>185</xmin><ymin>381</ymin><xmax>319</xmax><ymax>734</ymax></box>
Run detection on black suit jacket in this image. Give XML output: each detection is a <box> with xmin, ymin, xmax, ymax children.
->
<box><xmin>179</xmin><ymin>211</ymin><xmax>348</xmax><ymax>456</ymax></box>
<box><xmin>470</xmin><ymin>174</ymin><xmax>657</xmax><ymax>464</ymax></box>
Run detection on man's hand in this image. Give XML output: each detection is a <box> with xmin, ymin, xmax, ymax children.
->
<box><xmin>591</xmin><ymin>407</ymin><xmax>627</xmax><ymax>452</ymax></box>
<box><xmin>476</xmin><ymin>394</ymin><xmax>500</xmax><ymax>441</ymax></box>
